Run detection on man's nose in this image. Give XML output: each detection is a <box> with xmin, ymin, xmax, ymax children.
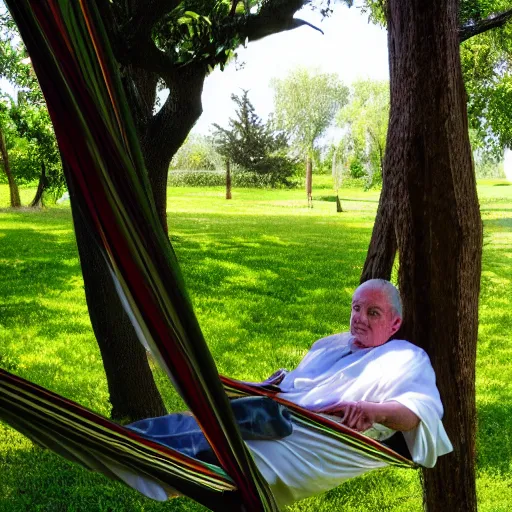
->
<box><xmin>356</xmin><ymin>310</ymin><xmax>368</xmax><ymax>324</ymax></box>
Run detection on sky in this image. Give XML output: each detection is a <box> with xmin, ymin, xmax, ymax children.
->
<box><xmin>191</xmin><ymin>2</ymin><xmax>389</xmax><ymax>135</ymax></box>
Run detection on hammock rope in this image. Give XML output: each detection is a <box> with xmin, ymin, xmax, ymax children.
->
<box><xmin>0</xmin><ymin>1</ymin><xmax>414</xmax><ymax>510</ymax></box>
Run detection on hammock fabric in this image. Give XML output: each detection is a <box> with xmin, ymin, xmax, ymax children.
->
<box><xmin>0</xmin><ymin>1</ymin><xmax>414</xmax><ymax>510</ymax></box>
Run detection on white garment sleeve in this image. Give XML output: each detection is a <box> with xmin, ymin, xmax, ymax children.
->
<box><xmin>383</xmin><ymin>348</ymin><xmax>453</xmax><ymax>467</ymax></box>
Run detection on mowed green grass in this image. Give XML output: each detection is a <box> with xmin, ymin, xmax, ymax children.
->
<box><xmin>0</xmin><ymin>177</ymin><xmax>511</xmax><ymax>511</ymax></box>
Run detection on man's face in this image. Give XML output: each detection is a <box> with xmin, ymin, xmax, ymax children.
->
<box><xmin>350</xmin><ymin>286</ymin><xmax>402</xmax><ymax>348</ymax></box>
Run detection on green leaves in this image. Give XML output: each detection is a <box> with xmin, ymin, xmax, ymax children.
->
<box><xmin>272</xmin><ymin>68</ymin><xmax>349</xmax><ymax>155</ymax></box>
<box><xmin>155</xmin><ymin>2</ymin><xmax>241</xmax><ymax>69</ymax></box>
<box><xmin>337</xmin><ymin>79</ymin><xmax>390</xmax><ymax>189</ymax></box>
<box><xmin>461</xmin><ymin>16</ymin><xmax>512</xmax><ymax>156</ymax></box>
<box><xmin>211</xmin><ymin>90</ymin><xmax>297</xmax><ymax>187</ymax></box>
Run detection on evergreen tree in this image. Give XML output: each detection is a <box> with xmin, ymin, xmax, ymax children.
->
<box><xmin>212</xmin><ymin>90</ymin><xmax>295</xmax><ymax>187</ymax></box>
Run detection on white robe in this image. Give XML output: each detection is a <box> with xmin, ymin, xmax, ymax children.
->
<box><xmin>246</xmin><ymin>333</ymin><xmax>453</xmax><ymax>507</ymax></box>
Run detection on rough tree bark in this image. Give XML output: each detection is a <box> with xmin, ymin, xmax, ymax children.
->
<box><xmin>0</xmin><ymin>127</ymin><xmax>21</xmax><ymax>208</ymax></box>
<box><xmin>360</xmin><ymin>178</ymin><xmax>397</xmax><ymax>283</ymax></box>
<box><xmin>362</xmin><ymin>0</ymin><xmax>482</xmax><ymax>510</ymax></box>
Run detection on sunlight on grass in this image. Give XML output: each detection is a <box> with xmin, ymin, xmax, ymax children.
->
<box><xmin>0</xmin><ymin>179</ymin><xmax>511</xmax><ymax>511</ymax></box>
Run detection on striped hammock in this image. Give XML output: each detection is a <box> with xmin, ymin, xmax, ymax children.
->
<box><xmin>0</xmin><ymin>1</ymin><xmax>414</xmax><ymax>510</ymax></box>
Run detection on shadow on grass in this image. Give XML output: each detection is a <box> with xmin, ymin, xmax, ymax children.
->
<box><xmin>0</xmin><ymin>430</ymin><xmax>199</xmax><ymax>512</ymax></box>
<box><xmin>0</xmin><ymin>221</ymin><xmax>104</xmax><ymax>403</ymax></box>
<box><xmin>0</xmin><ymin>226</ymin><xmax>80</xmax><ymax>296</ymax></box>
<box><xmin>168</xmin><ymin>211</ymin><xmax>373</xmax><ymax>376</ymax></box>
<box><xmin>310</xmin><ymin>195</ymin><xmax>379</xmax><ymax>204</ymax></box>
<box><xmin>317</xmin><ymin>467</ymin><xmax>421</xmax><ymax>512</ymax></box>
<box><xmin>481</xmin><ymin>217</ymin><xmax>512</xmax><ymax>229</ymax></box>
<box><xmin>477</xmin><ymin>401</ymin><xmax>512</xmax><ymax>475</ymax></box>
<box><xmin>315</xmin><ymin>195</ymin><xmax>338</xmax><ymax>202</ymax></box>
<box><xmin>477</xmin><ymin>212</ymin><xmax>512</xmax><ymax>475</ymax></box>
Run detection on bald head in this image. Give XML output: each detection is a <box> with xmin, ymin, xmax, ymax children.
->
<box><xmin>350</xmin><ymin>279</ymin><xmax>403</xmax><ymax>347</ymax></box>
<box><xmin>356</xmin><ymin>279</ymin><xmax>403</xmax><ymax>319</ymax></box>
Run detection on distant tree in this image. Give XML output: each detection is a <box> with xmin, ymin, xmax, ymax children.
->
<box><xmin>0</xmin><ymin>103</ymin><xmax>20</xmax><ymax>207</ymax></box>
<box><xmin>170</xmin><ymin>133</ymin><xmax>220</xmax><ymax>171</ymax></box>
<box><xmin>0</xmin><ymin>16</ymin><xmax>64</xmax><ymax>206</ymax></box>
<box><xmin>211</xmin><ymin>90</ymin><xmax>295</xmax><ymax>187</ymax></box>
<box><xmin>337</xmin><ymin>79</ymin><xmax>389</xmax><ymax>188</ymax></box>
<box><xmin>0</xmin><ymin>95</ymin><xmax>64</xmax><ymax>206</ymax></box>
<box><xmin>271</xmin><ymin>68</ymin><xmax>348</xmax><ymax>206</ymax></box>
<box><xmin>11</xmin><ymin>98</ymin><xmax>64</xmax><ymax>205</ymax></box>
<box><xmin>331</xmin><ymin>139</ymin><xmax>351</xmax><ymax>212</ymax></box>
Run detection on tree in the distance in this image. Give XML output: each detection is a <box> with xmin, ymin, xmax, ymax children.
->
<box><xmin>0</xmin><ymin>94</ymin><xmax>65</xmax><ymax>207</ymax></box>
<box><xmin>337</xmin><ymin>79</ymin><xmax>389</xmax><ymax>189</ymax></box>
<box><xmin>0</xmin><ymin>15</ymin><xmax>64</xmax><ymax>207</ymax></box>
<box><xmin>0</xmin><ymin>103</ymin><xmax>20</xmax><ymax>207</ymax></box>
<box><xmin>170</xmin><ymin>133</ymin><xmax>220</xmax><ymax>171</ymax></box>
<box><xmin>272</xmin><ymin>68</ymin><xmax>348</xmax><ymax>206</ymax></box>
<box><xmin>212</xmin><ymin>90</ymin><xmax>296</xmax><ymax>188</ymax></box>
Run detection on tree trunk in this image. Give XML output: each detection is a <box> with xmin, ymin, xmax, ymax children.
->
<box><xmin>332</xmin><ymin>151</ymin><xmax>343</xmax><ymax>212</ymax></box>
<box><xmin>68</xmin><ymin>184</ymin><xmax>167</xmax><ymax>422</ymax></box>
<box><xmin>30</xmin><ymin>161</ymin><xmax>48</xmax><ymax>207</ymax></box>
<box><xmin>226</xmin><ymin>159</ymin><xmax>232</xmax><ymax>200</ymax></box>
<box><xmin>363</xmin><ymin>0</ymin><xmax>482</xmax><ymax>510</ymax></box>
<box><xmin>336</xmin><ymin>193</ymin><xmax>343</xmax><ymax>213</ymax></box>
<box><xmin>306</xmin><ymin>154</ymin><xmax>312</xmax><ymax>207</ymax></box>
<box><xmin>377</xmin><ymin>143</ymin><xmax>384</xmax><ymax>178</ymax></box>
<box><xmin>141</xmin><ymin>66</ymin><xmax>206</xmax><ymax>233</ymax></box>
<box><xmin>360</xmin><ymin>193</ymin><xmax>396</xmax><ymax>283</ymax></box>
<box><xmin>0</xmin><ymin>127</ymin><xmax>21</xmax><ymax>208</ymax></box>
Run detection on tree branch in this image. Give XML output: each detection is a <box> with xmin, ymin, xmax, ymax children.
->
<box><xmin>116</xmin><ymin>0</ymin><xmax>322</xmax><ymax>86</ymax></box>
<box><xmin>118</xmin><ymin>37</ymin><xmax>177</xmax><ymax>80</ymax></box>
<box><xmin>459</xmin><ymin>8</ymin><xmax>512</xmax><ymax>42</ymax></box>
<box><xmin>245</xmin><ymin>17</ymin><xmax>323</xmax><ymax>40</ymax></box>
<box><xmin>241</xmin><ymin>0</ymin><xmax>324</xmax><ymax>41</ymax></box>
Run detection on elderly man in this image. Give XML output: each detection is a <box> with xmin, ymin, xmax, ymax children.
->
<box><xmin>245</xmin><ymin>279</ymin><xmax>452</xmax><ymax>506</ymax></box>
<box><xmin>128</xmin><ymin>279</ymin><xmax>452</xmax><ymax>507</ymax></box>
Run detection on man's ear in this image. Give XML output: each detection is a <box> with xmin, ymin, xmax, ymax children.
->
<box><xmin>390</xmin><ymin>316</ymin><xmax>402</xmax><ymax>335</ymax></box>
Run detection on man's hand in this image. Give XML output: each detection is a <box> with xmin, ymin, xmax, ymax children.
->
<box><xmin>317</xmin><ymin>400</ymin><xmax>420</xmax><ymax>432</ymax></box>
<box><xmin>320</xmin><ymin>401</ymin><xmax>379</xmax><ymax>432</ymax></box>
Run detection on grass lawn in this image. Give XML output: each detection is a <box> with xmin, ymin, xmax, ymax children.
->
<box><xmin>0</xmin><ymin>177</ymin><xmax>511</xmax><ymax>511</ymax></box>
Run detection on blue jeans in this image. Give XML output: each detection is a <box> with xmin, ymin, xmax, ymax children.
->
<box><xmin>127</xmin><ymin>396</ymin><xmax>293</xmax><ymax>464</ymax></box>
